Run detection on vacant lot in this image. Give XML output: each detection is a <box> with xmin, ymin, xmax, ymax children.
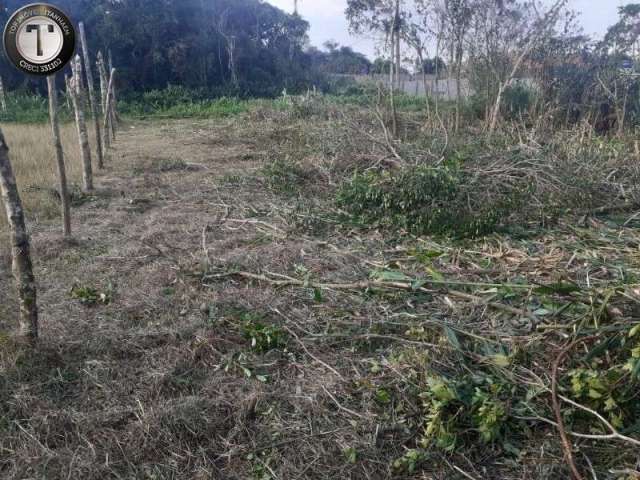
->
<box><xmin>1</xmin><ymin>104</ymin><xmax>639</xmax><ymax>479</ymax></box>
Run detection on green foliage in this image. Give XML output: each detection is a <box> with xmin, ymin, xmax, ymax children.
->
<box><xmin>0</xmin><ymin>0</ymin><xmax>325</xmax><ymax>96</ymax></box>
<box><xmin>0</xmin><ymin>93</ymin><xmax>70</xmax><ymax>124</ymax></box>
<box><xmin>419</xmin><ymin>374</ymin><xmax>510</xmax><ymax>451</ymax></box>
<box><xmin>261</xmin><ymin>158</ymin><xmax>310</xmax><ymax>195</ymax></box>
<box><xmin>153</xmin><ymin>157</ymin><xmax>190</xmax><ymax>172</ymax></box>
<box><xmin>120</xmin><ymin>88</ymin><xmax>249</xmax><ymax>119</ymax></box>
<box><xmin>567</xmin><ymin>328</ymin><xmax>640</xmax><ymax>430</ymax></box>
<box><xmin>502</xmin><ymin>83</ymin><xmax>538</xmax><ymax>119</ymax></box>
<box><xmin>241</xmin><ymin>314</ymin><xmax>287</xmax><ymax>353</ymax></box>
<box><xmin>336</xmin><ymin>166</ymin><xmax>521</xmax><ymax>238</ymax></box>
<box><xmin>70</xmin><ymin>284</ymin><xmax>113</xmax><ymax>306</ymax></box>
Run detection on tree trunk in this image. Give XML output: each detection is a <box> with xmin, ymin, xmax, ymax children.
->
<box><xmin>104</xmin><ymin>68</ymin><xmax>117</xmax><ymax>151</ymax></box>
<box><xmin>488</xmin><ymin>83</ymin><xmax>505</xmax><ymax>134</ymax></box>
<box><xmin>79</xmin><ymin>22</ymin><xmax>105</xmax><ymax>169</ymax></box>
<box><xmin>394</xmin><ymin>0</ymin><xmax>401</xmax><ymax>90</ymax></box>
<box><xmin>70</xmin><ymin>56</ymin><xmax>94</xmax><ymax>192</ymax></box>
<box><xmin>0</xmin><ymin>76</ymin><xmax>6</xmax><ymax>112</ymax></box>
<box><xmin>0</xmin><ymin>128</ymin><xmax>38</xmax><ymax>341</ymax></box>
<box><xmin>47</xmin><ymin>75</ymin><xmax>72</xmax><ymax>237</ymax></box>
<box><xmin>455</xmin><ymin>50</ymin><xmax>462</xmax><ymax>133</ymax></box>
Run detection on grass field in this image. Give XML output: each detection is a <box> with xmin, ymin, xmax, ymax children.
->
<box><xmin>0</xmin><ymin>123</ymin><xmax>93</xmax><ymax>232</ymax></box>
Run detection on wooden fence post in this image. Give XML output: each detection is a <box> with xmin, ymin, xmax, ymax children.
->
<box><xmin>0</xmin><ymin>76</ymin><xmax>6</xmax><ymax>112</ymax></box>
<box><xmin>103</xmin><ymin>68</ymin><xmax>116</xmax><ymax>152</ymax></box>
<box><xmin>70</xmin><ymin>56</ymin><xmax>94</xmax><ymax>193</ymax></box>
<box><xmin>0</xmin><ymin>127</ymin><xmax>38</xmax><ymax>341</ymax></box>
<box><xmin>46</xmin><ymin>74</ymin><xmax>72</xmax><ymax>237</ymax></box>
<box><xmin>107</xmin><ymin>50</ymin><xmax>120</xmax><ymax>124</ymax></box>
<box><xmin>96</xmin><ymin>52</ymin><xmax>108</xmax><ymax>114</ymax></box>
<box><xmin>96</xmin><ymin>52</ymin><xmax>111</xmax><ymax>150</ymax></box>
<box><xmin>78</xmin><ymin>22</ymin><xmax>105</xmax><ymax>169</ymax></box>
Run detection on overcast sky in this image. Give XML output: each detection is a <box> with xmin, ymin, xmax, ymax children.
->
<box><xmin>265</xmin><ymin>0</ymin><xmax>631</xmax><ymax>58</ymax></box>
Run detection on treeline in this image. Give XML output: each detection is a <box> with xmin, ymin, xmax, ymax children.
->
<box><xmin>346</xmin><ymin>0</ymin><xmax>640</xmax><ymax>133</ymax></box>
<box><xmin>0</xmin><ymin>0</ymin><xmax>367</xmax><ymax>96</ymax></box>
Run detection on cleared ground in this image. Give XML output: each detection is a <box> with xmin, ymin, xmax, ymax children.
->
<box><xmin>1</xmin><ymin>116</ymin><xmax>639</xmax><ymax>479</ymax></box>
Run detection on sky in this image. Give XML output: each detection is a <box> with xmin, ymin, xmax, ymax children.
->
<box><xmin>265</xmin><ymin>0</ymin><xmax>632</xmax><ymax>59</ymax></box>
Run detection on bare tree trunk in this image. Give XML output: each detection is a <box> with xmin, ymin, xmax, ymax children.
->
<box><xmin>0</xmin><ymin>76</ymin><xmax>6</xmax><ymax>112</ymax></box>
<box><xmin>70</xmin><ymin>56</ymin><xmax>94</xmax><ymax>192</ymax></box>
<box><xmin>455</xmin><ymin>47</ymin><xmax>463</xmax><ymax>133</ymax></box>
<box><xmin>47</xmin><ymin>75</ymin><xmax>71</xmax><ymax>238</ymax></box>
<box><xmin>488</xmin><ymin>0</ymin><xmax>566</xmax><ymax>136</ymax></box>
<box><xmin>394</xmin><ymin>0</ymin><xmax>401</xmax><ymax>90</ymax></box>
<box><xmin>103</xmin><ymin>68</ymin><xmax>117</xmax><ymax>151</ymax></box>
<box><xmin>388</xmin><ymin>32</ymin><xmax>394</xmax><ymax>89</ymax></box>
<box><xmin>79</xmin><ymin>22</ymin><xmax>105</xmax><ymax>169</ymax></box>
<box><xmin>0</xmin><ymin>128</ymin><xmax>38</xmax><ymax>341</ymax></box>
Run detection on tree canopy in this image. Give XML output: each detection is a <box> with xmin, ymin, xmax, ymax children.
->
<box><xmin>0</xmin><ymin>0</ymin><xmax>331</xmax><ymax>96</ymax></box>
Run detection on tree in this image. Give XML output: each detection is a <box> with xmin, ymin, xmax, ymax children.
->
<box><xmin>0</xmin><ymin>0</ymin><xmax>319</xmax><ymax>97</ymax></box>
<box><xmin>347</xmin><ymin>0</ymin><xmax>404</xmax><ymax>87</ymax></box>
<box><xmin>0</xmin><ymin>128</ymin><xmax>38</xmax><ymax>342</ymax></box>
<box><xmin>312</xmin><ymin>43</ymin><xmax>373</xmax><ymax>74</ymax></box>
<box><xmin>441</xmin><ymin>0</ymin><xmax>473</xmax><ymax>131</ymax></box>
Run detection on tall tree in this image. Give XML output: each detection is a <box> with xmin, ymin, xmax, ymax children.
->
<box><xmin>485</xmin><ymin>0</ymin><xmax>568</xmax><ymax>134</ymax></box>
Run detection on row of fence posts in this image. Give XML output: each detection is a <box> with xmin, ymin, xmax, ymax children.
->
<box><xmin>0</xmin><ymin>21</ymin><xmax>120</xmax><ymax>343</ymax></box>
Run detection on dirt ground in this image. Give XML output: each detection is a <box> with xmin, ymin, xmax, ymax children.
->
<box><xmin>1</xmin><ymin>117</ymin><xmax>639</xmax><ymax>479</ymax></box>
<box><xmin>0</xmin><ymin>118</ymin><xmax>409</xmax><ymax>479</ymax></box>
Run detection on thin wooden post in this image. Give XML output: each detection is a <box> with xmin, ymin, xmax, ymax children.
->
<box><xmin>70</xmin><ymin>55</ymin><xmax>94</xmax><ymax>192</ymax></box>
<box><xmin>0</xmin><ymin>76</ymin><xmax>6</xmax><ymax>112</ymax></box>
<box><xmin>78</xmin><ymin>22</ymin><xmax>104</xmax><ymax>169</ymax></box>
<box><xmin>0</xmin><ymin>127</ymin><xmax>38</xmax><ymax>341</ymax></box>
<box><xmin>46</xmin><ymin>74</ymin><xmax>71</xmax><ymax>237</ymax></box>
<box><xmin>96</xmin><ymin>52</ymin><xmax>108</xmax><ymax>113</ymax></box>
<box><xmin>107</xmin><ymin>49</ymin><xmax>120</xmax><ymax>124</ymax></box>
<box><xmin>96</xmin><ymin>52</ymin><xmax>113</xmax><ymax>147</ymax></box>
<box><xmin>103</xmin><ymin>69</ymin><xmax>116</xmax><ymax>152</ymax></box>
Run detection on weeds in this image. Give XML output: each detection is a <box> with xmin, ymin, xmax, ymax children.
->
<box><xmin>70</xmin><ymin>283</ymin><xmax>113</xmax><ymax>306</ymax></box>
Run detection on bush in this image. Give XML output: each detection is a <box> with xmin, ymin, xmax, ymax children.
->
<box><xmin>502</xmin><ymin>83</ymin><xmax>538</xmax><ymax>120</ymax></box>
<box><xmin>119</xmin><ymin>86</ymin><xmax>249</xmax><ymax>118</ymax></box>
<box><xmin>336</xmin><ymin>165</ymin><xmax>524</xmax><ymax>238</ymax></box>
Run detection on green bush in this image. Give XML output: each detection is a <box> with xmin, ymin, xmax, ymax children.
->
<box><xmin>119</xmin><ymin>86</ymin><xmax>249</xmax><ymax>118</ymax></box>
<box><xmin>261</xmin><ymin>158</ymin><xmax>310</xmax><ymax>194</ymax></box>
<box><xmin>336</xmin><ymin>165</ymin><xmax>523</xmax><ymax>238</ymax></box>
<box><xmin>503</xmin><ymin>83</ymin><xmax>538</xmax><ymax>119</ymax></box>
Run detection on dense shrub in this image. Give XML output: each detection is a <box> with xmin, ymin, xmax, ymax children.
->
<box><xmin>336</xmin><ymin>165</ymin><xmax>525</xmax><ymax>238</ymax></box>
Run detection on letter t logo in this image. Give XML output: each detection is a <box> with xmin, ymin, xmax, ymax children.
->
<box><xmin>26</xmin><ymin>24</ymin><xmax>55</xmax><ymax>56</ymax></box>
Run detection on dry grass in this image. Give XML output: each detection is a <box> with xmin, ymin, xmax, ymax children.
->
<box><xmin>0</xmin><ymin>122</ymin><xmax>94</xmax><ymax>231</ymax></box>
<box><xmin>1</xmin><ymin>107</ymin><xmax>639</xmax><ymax>479</ymax></box>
